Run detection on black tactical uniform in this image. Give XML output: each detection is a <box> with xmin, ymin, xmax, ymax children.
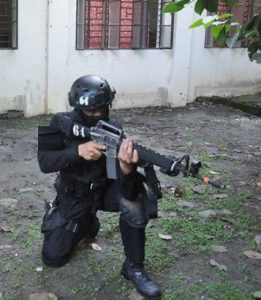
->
<box><xmin>38</xmin><ymin>75</ymin><xmax>161</xmax><ymax>299</ymax></box>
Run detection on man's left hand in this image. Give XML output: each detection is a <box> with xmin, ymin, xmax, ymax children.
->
<box><xmin>118</xmin><ymin>139</ymin><xmax>139</xmax><ymax>175</ymax></box>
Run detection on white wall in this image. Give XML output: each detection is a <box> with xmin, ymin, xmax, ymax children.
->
<box><xmin>168</xmin><ymin>5</ymin><xmax>261</xmax><ymax>106</ymax></box>
<box><xmin>0</xmin><ymin>1</ymin><xmax>260</xmax><ymax>116</ymax></box>
<box><xmin>0</xmin><ymin>0</ymin><xmax>47</xmax><ymax>116</ymax></box>
<box><xmin>46</xmin><ymin>0</ymin><xmax>173</xmax><ymax>114</ymax></box>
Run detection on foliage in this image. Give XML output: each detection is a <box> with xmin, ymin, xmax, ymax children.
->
<box><xmin>163</xmin><ymin>0</ymin><xmax>261</xmax><ymax>63</ymax></box>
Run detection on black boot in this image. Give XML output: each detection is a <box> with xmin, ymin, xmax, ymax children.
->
<box><xmin>121</xmin><ymin>259</ymin><xmax>162</xmax><ymax>299</ymax></box>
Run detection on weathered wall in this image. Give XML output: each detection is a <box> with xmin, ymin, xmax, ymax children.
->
<box><xmin>46</xmin><ymin>0</ymin><xmax>173</xmax><ymax>114</ymax></box>
<box><xmin>0</xmin><ymin>0</ymin><xmax>47</xmax><ymax>116</ymax></box>
<box><xmin>0</xmin><ymin>1</ymin><xmax>260</xmax><ymax>116</ymax></box>
<box><xmin>168</xmin><ymin>5</ymin><xmax>261</xmax><ymax>107</ymax></box>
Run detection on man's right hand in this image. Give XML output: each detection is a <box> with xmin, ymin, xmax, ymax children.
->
<box><xmin>78</xmin><ymin>141</ymin><xmax>106</xmax><ymax>161</ymax></box>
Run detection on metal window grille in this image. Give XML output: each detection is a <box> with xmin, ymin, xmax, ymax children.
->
<box><xmin>76</xmin><ymin>0</ymin><xmax>174</xmax><ymax>50</ymax></box>
<box><xmin>0</xmin><ymin>0</ymin><xmax>18</xmax><ymax>49</ymax></box>
<box><xmin>205</xmin><ymin>0</ymin><xmax>259</xmax><ymax>48</ymax></box>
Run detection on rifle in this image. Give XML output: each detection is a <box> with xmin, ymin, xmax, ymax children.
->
<box><xmin>59</xmin><ymin>117</ymin><xmax>225</xmax><ymax>190</ymax></box>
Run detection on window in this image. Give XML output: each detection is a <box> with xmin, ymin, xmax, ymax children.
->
<box><xmin>76</xmin><ymin>0</ymin><xmax>174</xmax><ymax>50</ymax></box>
<box><xmin>0</xmin><ymin>0</ymin><xmax>17</xmax><ymax>49</ymax></box>
<box><xmin>205</xmin><ymin>0</ymin><xmax>261</xmax><ymax>48</ymax></box>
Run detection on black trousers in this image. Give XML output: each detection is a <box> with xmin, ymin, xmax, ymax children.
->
<box><xmin>41</xmin><ymin>180</ymin><xmax>146</xmax><ymax>267</ymax></box>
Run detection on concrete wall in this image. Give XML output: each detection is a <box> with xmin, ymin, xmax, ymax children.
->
<box><xmin>0</xmin><ymin>1</ymin><xmax>260</xmax><ymax>116</ymax></box>
<box><xmin>168</xmin><ymin>5</ymin><xmax>261</xmax><ymax>107</ymax></box>
<box><xmin>46</xmin><ymin>0</ymin><xmax>173</xmax><ymax>114</ymax></box>
<box><xmin>0</xmin><ymin>0</ymin><xmax>47</xmax><ymax>116</ymax></box>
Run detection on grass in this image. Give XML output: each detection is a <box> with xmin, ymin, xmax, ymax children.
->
<box><xmin>163</xmin><ymin>280</ymin><xmax>255</xmax><ymax>300</ymax></box>
<box><xmin>1</xmin><ymin>171</ymin><xmax>260</xmax><ymax>299</ymax></box>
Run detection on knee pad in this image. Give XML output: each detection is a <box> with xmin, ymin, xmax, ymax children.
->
<box><xmin>42</xmin><ymin>251</ymin><xmax>70</xmax><ymax>268</ymax></box>
<box><xmin>119</xmin><ymin>192</ymin><xmax>148</xmax><ymax>229</ymax></box>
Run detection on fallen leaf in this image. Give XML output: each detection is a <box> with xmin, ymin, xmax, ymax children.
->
<box><xmin>219</xmin><ymin>209</ymin><xmax>232</xmax><ymax>215</ymax></box>
<box><xmin>147</xmin><ymin>219</ymin><xmax>157</xmax><ymax>228</ymax></box>
<box><xmin>0</xmin><ymin>225</ymin><xmax>12</xmax><ymax>232</ymax></box>
<box><xmin>0</xmin><ymin>245</ymin><xmax>13</xmax><ymax>250</ymax></box>
<box><xmin>29</xmin><ymin>293</ymin><xmax>57</xmax><ymax>300</ymax></box>
<box><xmin>209</xmin><ymin>170</ymin><xmax>220</xmax><ymax>175</ymax></box>
<box><xmin>253</xmin><ymin>291</ymin><xmax>261</xmax><ymax>299</ymax></box>
<box><xmin>158</xmin><ymin>234</ymin><xmax>172</xmax><ymax>240</ymax></box>
<box><xmin>198</xmin><ymin>209</ymin><xmax>217</xmax><ymax>218</ymax></box>
<box><xmin>128</xmin><ymin>288</ymin><xmax>144</xmax><ymax>300</ymax></box>
<box><xmin>19</xmin><ymin>187</ymin><xmax>34</xmax><ymax>193</ymax></box>
<box><xmin>255</xmin><ymin>235</ymin><xmax>261</xmax><ymax>246</ymax></box>
<box><xmin>221</xmin><ymin>217</ymin><xmax>236</xmax><ymax>224</ymax></box>
<box><xmin>243</xmin><ymin>250</ymin><xmax>261</xmax><ymax>260</ymax></box>
<box><xmin>212</xmin><ymin>245</ymin><xmax>228</xmax><ymax>253</ymax></box>
<box><xmin>204</xmin><ymin>234</ymin><xmax>214</xmax><ymax>240</ymax></box>
<box><xmin>90</xmin><ymin>243</ymin><xmax>102</xmax><ymax>251</ymax></box>
<box><xmin>176</xmin><ymin>200</ymin><xmax>197</xmax><ymax>208</ymax></box>
<box><xmin>209</xmin><ymin>259</ymin><xmax>227</xmax><ymax>271</ymax></box>
<box><xmin>158</xmin><ymin>211</ymin><xmax>177</xmax><ymax>218</ymax></box>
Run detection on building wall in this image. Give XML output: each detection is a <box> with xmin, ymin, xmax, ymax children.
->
<box><xmin>0</xmin><ymin>0</ymin><xmax>47</xmax><ymax>116</ymax></box>
<box><xmin>46</xmin><ymin>0</ymin><xmax>173</xmax><ymax>114</ymax></box>
<box><xmin>168</xmin><ymin>4</ymin><xmax>261</xmax><ymax>107</ymax></box>
<box><xmin>0</xmin><ymin>1</ymin><xmax>260</xmax><ymax>116</ymax></box>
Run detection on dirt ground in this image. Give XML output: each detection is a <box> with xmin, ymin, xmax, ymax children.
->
<box><xmin>0</xmin><ymin>102</ymin><xmax>260</xmax><ymax>300</ymax></box>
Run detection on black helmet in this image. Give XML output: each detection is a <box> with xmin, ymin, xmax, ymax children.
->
<box><xmin>68</xmin><ymin>75</ymin><xmax>116</xmax><ymax>110</ymax></box>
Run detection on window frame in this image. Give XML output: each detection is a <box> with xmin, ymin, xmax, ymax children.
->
<box><xmin>204</xmin><ymin>0</ymin><xmax>259</xmax><ymax>49</ymax></box>
<box><xmin>76</xmin><ymin>0</ymin><xmax>174</xmax><ymax>50</ymax></box>
<box><xmin>0</xmin><ymin>0</ymin><xmax>18</xmax><ymax>50</ymax></box>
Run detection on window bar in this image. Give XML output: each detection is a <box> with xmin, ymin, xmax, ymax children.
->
<box><xmin>146</xmin><ymin>0</ymin><xmax>149</xmax><ymax>48</ymax></box>
<box><xmin>130</xmin><ymin>0</ymin><xmax>134</xmax><ymax>49</ymax></box>
<box><xmin>86</xmin><ymin>0</ymin><xmax>90</xmax><ymax>49</ymax></box>
<box><xmin>157</xmin><ymin>0</ymin><xmax>162</xmax><ymax>48</ymax></box>
<box><xmin>11</xmin><ymin>0</ymin><xmax>17</xmax><ymax>48</ymax></box>
<box><xmin>145</xmin><ymin>0</ymin><xmax>149</xmax><ymax>48</ymax></box>
<box><xmin>101</xmin><ymin>0</ymin><xmax>107</xmax><ymax>49</ymax></box>
<box><xmin>138</xmin><ymin>0</ymin><xmax>142</xmax><ymax>48</ymax></box>
<box><xmin>118</xmin><ymin>0</ymin><xmax>121</xmax><ymax>49</ymax></box>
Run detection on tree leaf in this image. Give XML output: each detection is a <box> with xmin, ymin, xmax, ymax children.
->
<box><xmin>205</xmin><ymin>0</ymin><xmax>218</xmax><ymax>12</ymax></box>
<box><xmin>218</xmin><ymin>13</ymin><xmax>233</xmax><ymax>19</ymax></box>
<box><xmin>201</xmin><ymin>15</ymin><xmax>218</xmax><ymax>27</ymax></box>
<box><xmin>245</xmin><ymin>15</ymin><xmax>258</xmax><ymax>32</ymax></box>
<box><xmin>225</xmin><ymin>0</ymin><xmax>237</xmax><ymax>6</ymax></box>
<box><xmin>195</xmin><ymin>0</ymin><xmax>206</xmax><ymax>15</ymax></box>
<box><xmin>189</xmin><ymin>19</ymin><xmax>204</xmax><ymax>29</ymax></box>
<box><xmin>162</xmin><ymin>2</ymin><xmax>185</xmax><ymax>13</ymax></box>
<box><xmin>212</xmin><ymin>24</ymin><xmax>225</xmax><ymax>39</ymax></box>
<box><xmin>215</xmin><ymin>27</ymin><xmax>227</xmax><ymax>46</ymax></box>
